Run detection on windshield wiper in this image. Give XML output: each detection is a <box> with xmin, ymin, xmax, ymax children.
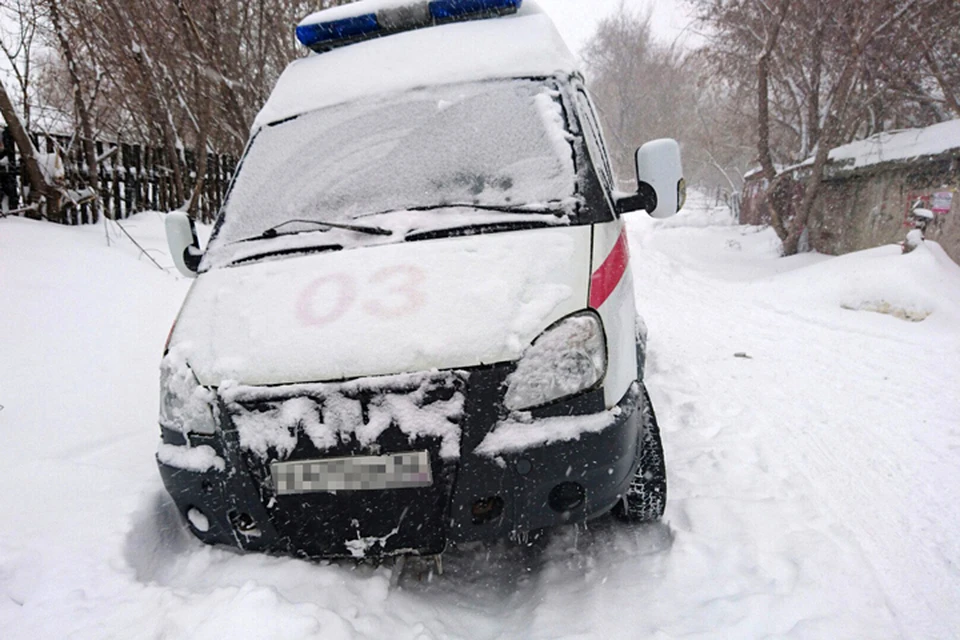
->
<box><xmin>227</xmin><ymin>243</ymin><xmax>343</xmax><ymax>267</ymax></box>
<box><xmin>256</xmin><ymin>218</ymin><xmax>393</xmax><ymax>239</ymax></box>
<box><xmin>404</xmin><ymin>218</ymin><xmax>558</xmax><ymax>242</ymax></box>
<box><xmin>354</xmin><ymin>203</ymin><xmax>566</xmax><ymax>218</ymax></box>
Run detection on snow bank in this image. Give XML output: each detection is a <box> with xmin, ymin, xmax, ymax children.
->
<box><xmin>755</xmin><ymin>237</ymin><xmax>960</xmax><ymax>328</ymax></box>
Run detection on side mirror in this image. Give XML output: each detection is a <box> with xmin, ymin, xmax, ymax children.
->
<box><xmin>165</xmin><ymin>212</ymin><xmax>201</xmax><ymax>278</ymax></box>
<box><xmin>637</xmin><ymin>138</ymin><xmax>684</xmax><ymax>218</ymax></box>
<box><xmin>616</xmin><ymin>139</ymin><xmax>685</xmax><ymax>218</ymax></box>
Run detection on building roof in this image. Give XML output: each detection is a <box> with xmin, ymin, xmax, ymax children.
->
<box><xmin>825</xmin><ymin>118</ymin><xmax>960</xmax><ymax>170</ymax></box>
<box><xmin>745</xmin><ymin>118</ymin><xmax>960</xmax><ymax>182</ymax></box>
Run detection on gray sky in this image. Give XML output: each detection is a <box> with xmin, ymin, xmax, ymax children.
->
<box><xmin>535</xmin><ymin>0</ymin><xmax>697</xmax><ymax>58</ymax></box>
<box><xmin>0</xmin><ymin>1</ymin><xmax>698</xmax><ymax>95</ymax></box>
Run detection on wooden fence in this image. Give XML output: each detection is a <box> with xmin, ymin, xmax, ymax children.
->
<box><xmin>7</xmin><ymin>132</ymin><xmax>238</xmax><ymax>224</ymax></box>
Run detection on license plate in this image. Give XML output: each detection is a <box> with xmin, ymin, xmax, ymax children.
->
<box><xmin>271</xmin><ymin>451</ymin><xmax>433</xmax><ymax>495</ymax></box>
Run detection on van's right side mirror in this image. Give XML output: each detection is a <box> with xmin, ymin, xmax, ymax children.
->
<box><xmin>615</xmin><ymin>138</ymin><xmax>685</xmax><ymax>218</ymax></box>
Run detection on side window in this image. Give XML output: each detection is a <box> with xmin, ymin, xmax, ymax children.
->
<box><xmin>574</xmin><ymin>90</ymin><xmax>616</xmax><ymax>195</ymax></box>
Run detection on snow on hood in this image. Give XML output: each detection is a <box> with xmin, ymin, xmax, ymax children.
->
<box><xmin>169</xmin><ymin>226</ymin><xmax>591</xmax><ymax>387</ymax></box>
<box><xmin>254</xmin><ymin>3</ymin><xmax>577</xmax><ymax>130</ymax></box>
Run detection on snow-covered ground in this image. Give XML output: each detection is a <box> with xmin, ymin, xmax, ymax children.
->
<box><xmin>2</xmin><ymin>197</ymin><xmax>959</xmax><ymax>639</ymax></box>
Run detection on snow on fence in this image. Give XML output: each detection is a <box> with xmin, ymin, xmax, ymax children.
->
<box><xmin>712</xmin><ymin>185</ymin><xmax>741</xmax><ymax>220</ymax></box>
<box><xmin>3</xmin><ymin>131</ymin><xmax>237</xmax><ymax>224</ymax></box>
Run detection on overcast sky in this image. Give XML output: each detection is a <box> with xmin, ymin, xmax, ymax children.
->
<box><xmin>535</xmin><ymin>0</ymin><xmax>697</xmax><ymax>58</ymax></box>
<box><xmin>0</xmin><ymin>1</ymin><xmax>698</xmax><ymax>93</ymax></box>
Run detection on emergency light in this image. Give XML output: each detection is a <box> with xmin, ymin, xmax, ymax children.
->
<box><xmin>296</xmin><ymin>0</ymin><xmax>523</xmax><ymax>53</ymax></box>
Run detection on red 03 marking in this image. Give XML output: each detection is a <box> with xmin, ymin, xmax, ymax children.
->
<box><xmin>296</xmin><ymin>265</ymin><xmax>427</xmax><ymax>327</ymax></box>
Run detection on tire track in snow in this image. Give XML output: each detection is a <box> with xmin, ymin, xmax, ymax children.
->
<box><xmin>745</xmin><ymin>331</ymin><xmax>960</xmax><ymax>640</ymax></box>
<box><xmin>626</xmin><ymin>211</ymin><xmax>960</xmax><ymax>639</ymax></box>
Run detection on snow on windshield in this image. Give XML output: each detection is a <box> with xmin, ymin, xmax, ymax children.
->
<box><xmin>213</xmin><ymin>79</ymin><xmax>576</xmax><ymax>248</ymax></box>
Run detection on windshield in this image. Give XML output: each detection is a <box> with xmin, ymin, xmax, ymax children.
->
<box><xmin>209</xmin><ymin>79</ymin><xmax>577</xmax><ymax>253</ymax></box>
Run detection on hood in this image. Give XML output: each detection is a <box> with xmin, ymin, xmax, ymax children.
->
<box><xmin>169</xmin><ymin>226</ymin><xmax>591</xmax><ymax>387</ymax></box>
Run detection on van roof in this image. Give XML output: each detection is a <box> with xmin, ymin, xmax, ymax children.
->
<box><xmin>298</xmin><ymin>0</ymin><xmax>515</xmax><ymax>26</ymax></box>
<box><xmin>252</xmin><ymin>0</ymin><xmax>578</xmax><ymax>131</ymax></box>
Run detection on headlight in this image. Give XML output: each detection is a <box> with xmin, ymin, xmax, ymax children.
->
<box><xmin>159</xmin><ymin>351</ymin><xmax>217</xmax><ymax>435</ymax></box>
<box><xmin>503</xmin><ymin>311</ymin><xmax>607</xmax><ymax>412</ymax></box>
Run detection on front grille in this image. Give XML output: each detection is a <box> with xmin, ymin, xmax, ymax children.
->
<box><xmin>218</xmin><ymin>371</ymin><xmax>467</xmax><ymax>557</ymax></box>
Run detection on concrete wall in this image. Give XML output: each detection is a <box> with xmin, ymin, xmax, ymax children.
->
<box><xmin>742</xmin><ymin>152</ymin><xmax>960</xmax><ymax>265</ymax></box>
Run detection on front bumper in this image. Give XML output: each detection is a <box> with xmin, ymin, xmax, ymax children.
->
<box><xmin>157</xmin><ymin>366</ymin><xmax>641</xmax><ymax>559</ymax></box>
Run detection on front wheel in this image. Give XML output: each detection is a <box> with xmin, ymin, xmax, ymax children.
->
<box><xmin>614</xmin><ymin>384</ymin><xmax>667</xmax><ymax>523</ymax></box>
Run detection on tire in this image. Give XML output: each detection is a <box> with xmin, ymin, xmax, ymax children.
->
<box><xmin>614</xmin><ymin>384</ymin><xmax>667</xmax><ymax>523</ymax></box>
<box><xmin>635</xmin><ymin>316</ymin><xmax>648</xmax><ymax>381</ymax></box>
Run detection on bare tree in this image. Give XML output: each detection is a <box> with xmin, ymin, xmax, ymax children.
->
<box><xmin>0</xmin><ymin>0</ymin><xmax>42</xmax><ymax>128</ymax></box>
<box><xmin>691</xmin><ymin>0</ymin><xmax>953</xmax><ymax>255</ymax></box>
<box><xmin>0</xmin><ymin>78</ymin><xmax>60</xmax><ymax>216</ymax></box>
<box><xmin>45</xmin><ymin>0</ymin><xmax>101</xmax><ymax>222</ymax></box>
<box><xmin>2</xmin><ymin>0</ymin><xmax>353</xmax><ymax>222</ymax></box>
<box><xmin>584</xmin><ymin>6</ymin><xmax>754</xmax><ymax>195</ymax></box>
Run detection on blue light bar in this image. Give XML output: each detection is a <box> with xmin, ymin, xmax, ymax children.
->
<box><xmin>297</xmin><ymin>0</ymin><xmax>523</xmax><ymax>53</ymax></box>
<box><xmin>296</xmin><ymin>13</ymin><xmax>380</xmax><ymax>50</ymax></box>
<box><xmin>429</xmin><ymin>0</ymin><xmax>522</xmax><ymax>20</ymax></box>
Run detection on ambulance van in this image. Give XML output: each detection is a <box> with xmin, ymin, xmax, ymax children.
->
<box><xmin>159</xmin><ymin>0</ymin><xmax>684</xmax><ymax>559</ymax></box>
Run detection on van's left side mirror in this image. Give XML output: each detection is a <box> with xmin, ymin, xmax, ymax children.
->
<box><xmin>165</xmin><ymin>212</ymin><xmax>201</xmax><ymax>278</ymax></box>
<box><xmin>614</xmin><ymin>138</ymin><xmax>685</xmax><ymax>218</ymax></box>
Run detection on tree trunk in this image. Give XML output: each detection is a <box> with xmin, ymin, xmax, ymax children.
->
<box><xmin>756</xmin><ymin>0</ymin><xmax>792</xmax><ymax>241</ymax></box>
<box><xmin>780</xmin><ymin>54</ymin><xmax>860</xmax><ymax>256</ymax></box>
<box><xmin>186</xmin><ymin>80</ymin><xmax>212</xmax><ymax>218</ymax></box>
<box><xmin>806</xmin><ymin>20</ymin><xmax>823</xmax><ymax>153</ymax></box>
<box><xmin>920</xmin><ymin>45</ymin><xmax>960</xmax><ymax>119</ymax></box>
<box><xmin>0</xmin><ymin>78</ymin><xmax>56</xmax><ymax>218</ymax></box>
<box><xmin>47</xmin><ymin>0</ymin><xmax>100</xmax><ymax>222</ymax></box>
<box><xmin>779</xmin><ymin>1</ymin><xmax>895</xmax><ymax>256</ymax></box>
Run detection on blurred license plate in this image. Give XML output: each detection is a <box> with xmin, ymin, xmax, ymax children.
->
<box><xmin>271</xmin><ymin>451</ymin><xmax>433</xmax><ymax>495</ymax></box>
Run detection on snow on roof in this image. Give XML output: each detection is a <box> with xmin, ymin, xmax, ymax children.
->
<box><xmin>253</xmin><ymin>1</ymin><xmax>577</xmax><ymax>130</ymax></box>
<box><xmin>744</xmin><ymin>118</ymin><xmax>960</xmax><ymax>182</ymax></box>
<box><xmin>299</xmin><ymin>0</ymin><xmax>434</xmax><ymax>25</ymax></box>
<box><xmin>825</xmin><ymin>118</ymin><xmax>960</xmax><ymax>170</ymax></box>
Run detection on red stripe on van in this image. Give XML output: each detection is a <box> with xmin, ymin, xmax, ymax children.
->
<box><xmin>589</xmin><ymin>230</ymin><xmax>629</xmax><ymax>309</ymax></box>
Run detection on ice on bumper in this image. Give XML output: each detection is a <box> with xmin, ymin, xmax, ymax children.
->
<box><xmin>222</xmin><ymin>371</ymin><xmax>466</xmax><ymax>461</ymax></box>
<box><xmin>474</xmin><ymin>405</ymin><xmax>624</xmax><ymax>457</ymax></box>
<box><xmin>157</xmin><ymin>443</ymin><xmax>225</xmax><ymax>473</ymax></box>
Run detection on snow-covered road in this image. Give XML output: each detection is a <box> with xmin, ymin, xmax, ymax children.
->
<box><xmin>2</xmin><ymin>199</ymin><xmax>959</xmax><ymax>639</ymax></box>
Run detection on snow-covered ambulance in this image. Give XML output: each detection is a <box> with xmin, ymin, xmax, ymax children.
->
<box><xmin>159</xmin><ymin>0</ymin><xmax>684</xmax><ymax>559</ymax></box>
